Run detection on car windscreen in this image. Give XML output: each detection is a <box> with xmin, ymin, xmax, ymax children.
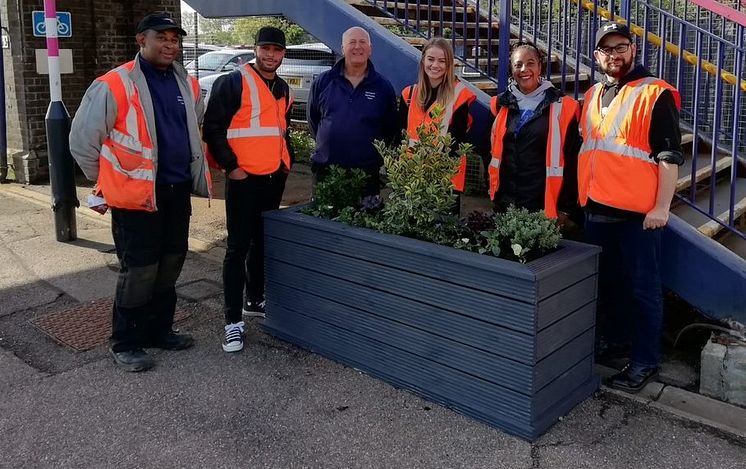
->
<box><xmin>282</xmin><ymin>49</ymin><xmax>336</xmax><ymax>66</ymax></box>
<box><xmin>187</xmin><ymin>52</ymin><xmax>234</xmax><ymax>71</ymax></box>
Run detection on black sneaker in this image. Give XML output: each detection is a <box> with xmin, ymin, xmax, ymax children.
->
<box><xmin>110</xmin><ymin>347</ymin><xmax>154</xmax><ymax>372</ymax></box>
<box><xmin>242</xmin><ymin>299</ymin><xmax>266</xmax><ymax>318</ymax></box>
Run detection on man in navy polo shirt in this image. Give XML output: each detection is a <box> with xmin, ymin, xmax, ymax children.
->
<box><xmin>307</xmin><ymin>26</ymin><xmax>400</xmax><ymax>197</ymax></box>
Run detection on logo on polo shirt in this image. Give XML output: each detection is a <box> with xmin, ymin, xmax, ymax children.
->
<box><xmin>177</xmin><ymin>95</ymin><xmax>185</xmax><ymax>106</ymax></box>
<box><xmin>364</xmin><ymin>91</ymin><xmax>376</xmax><ymax>100</ymax></box>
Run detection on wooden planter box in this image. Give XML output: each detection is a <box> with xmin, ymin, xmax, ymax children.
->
<box><xmin>262</xmin><ymin>207</ymin><xmax>601</xmax><ymax>441</ymax></box>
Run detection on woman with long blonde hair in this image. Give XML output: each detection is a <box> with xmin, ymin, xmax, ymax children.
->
<box><xmin>399</xmin><ymin>37</ymin><xmax>476</xmax><ymax>194</ymax></box>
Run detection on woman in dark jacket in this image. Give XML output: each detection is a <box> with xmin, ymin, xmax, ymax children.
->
<box><xmin>486</xmin><ymin>42</ymin><xmax>582</xmax><ymax>226</ymax></box>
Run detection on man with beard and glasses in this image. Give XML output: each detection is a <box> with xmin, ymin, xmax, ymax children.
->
<box><xmin>578</xmin><ymin>23</ymin><xmax>683</xmax><ymax>393</ymax></box>
<box><xmin>203</xmin><ymin>26</ymin><xmax>295</xmax><ymax>353</ymax></box>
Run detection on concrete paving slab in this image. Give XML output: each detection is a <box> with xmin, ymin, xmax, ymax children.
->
<box><xmin>654</xmin><ymin>386</ymin><xmax>746</xmax><ymax>439</ymax></box>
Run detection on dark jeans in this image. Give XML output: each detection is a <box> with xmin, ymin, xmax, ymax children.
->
<box><xmin>584</xmin><ymin>214</ymin><xmax>663</xmax><ymax>367</ymax></box>
<box><xmin>311</xmin><ymin>163</ymin><xmax>381</xmax><ymax>198</ymax></box>
<box><xmin>223</xmin><ymin>170</ymin><xmax>287</xmax><ymax>324</ymax></box>
<box><xmin>110</xmin><ymin>182</ymin><xmax>191</xmax><ymax>353</ymax></box>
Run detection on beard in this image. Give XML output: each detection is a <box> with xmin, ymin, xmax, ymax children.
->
<box><xmin>600</xmin><ymin>57</ymin><xmax>634</xmax><ymax>79</ymax></box>
<box><xmin>255</xmin><ymin>58</ymin><xmax>281</xmax><ymax>74</ymax></box>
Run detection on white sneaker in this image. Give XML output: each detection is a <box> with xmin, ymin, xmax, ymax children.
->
<box><xmin>222</xmin><ymin>321</ymin><xmax>245</xmax><ymax>352</ymax></box>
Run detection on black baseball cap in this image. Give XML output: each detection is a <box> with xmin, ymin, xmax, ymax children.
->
<box><xmin>255</xmin><ymin>26</ymin><xmax>286</xmax><ymax>49</ymax></box>
<box><xmin>595</xmin><ymin>22</ymin><xmax>633</xmax><ymax>48</ymax></box>
<box><xmin>137</xmin><ymin>13</ymin><xmax>187</xmax><ymax>36</ymax></box>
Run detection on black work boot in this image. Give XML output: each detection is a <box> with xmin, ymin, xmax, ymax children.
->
<box><xmin>110</xmin><ymin>347</ymin><xmax>154</xmax><ymax>372</ymax></box>
<box><xmin>605</xmin><ymin>362</ymin><xmax>659</xmax><ymax>393</ymax></box>
<box><xmin>145</xmin><ymin>331</ymin><xmax>195</xmax><ymax>350</ymax></box>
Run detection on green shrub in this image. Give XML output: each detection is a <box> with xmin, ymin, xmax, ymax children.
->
<box><xmin>494</xmin><ymin>206</ymin><xmax>562</xmax><ymax>263</ymax></box>
<box><xmin>372</xmin><ymin>108</ymin><xmax>469</xmax><ymax>244</ymax></box>
<box><xmin>303</xmin><ymin>106</ymin><xmax>562</xmax><ymax>263</ymax></box>
<box><xmin>302</xmin><ymin>165</ymin><xmax>367</xmax><ymax>219</ymax></box>
<box><xmin>289</xmin><ymin>128</ymin><xmax>315</xmax><ymax>164</ymax></box>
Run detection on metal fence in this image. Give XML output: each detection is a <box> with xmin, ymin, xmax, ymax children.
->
<box><xmin>365</xmin><ymin>0</ymin><xmax>745</xmax><ymax>237</ymax></box>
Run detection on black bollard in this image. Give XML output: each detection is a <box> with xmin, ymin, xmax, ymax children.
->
<box><xmin>45</xmin><ymin>100</ymin><xmax>79</xmax><ymax>242</ymax></box>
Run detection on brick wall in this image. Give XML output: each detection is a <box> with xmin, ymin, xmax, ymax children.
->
<box><xmin>1</xmin><ymin>0</ymin><xmax>180</xmax><ymax>183</ymax></box>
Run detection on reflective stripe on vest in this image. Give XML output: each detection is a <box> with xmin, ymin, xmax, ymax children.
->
<box><xmin>226</xmin><ymin>65</ymin><xmax>291</xmax><ymax>175</ymax></box>
<box><xmin>488</xmin><ymin>95</ymin><xmax>578</xmax><ymax>218</ymax></box>
<box><xmin>404</xmin><ymin>81</ymin><xmax>475</xmax><ymax>191</ymax></box>
<box><xmin>578</xmin><ymin>77</ymin><xmax>675</xmax><ymax>213</ymax></box>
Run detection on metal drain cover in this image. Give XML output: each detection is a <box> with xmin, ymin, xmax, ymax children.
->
<box><xmin>30</xmin><ymin>298</ymin><xmax>190</xmax><ymax>352</ymax></box>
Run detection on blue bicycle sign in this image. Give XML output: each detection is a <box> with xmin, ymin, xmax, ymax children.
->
<box><xmin>32</xmin><ymin>11</ymin><xmax>72</xmax><ymax>38</ymax></box>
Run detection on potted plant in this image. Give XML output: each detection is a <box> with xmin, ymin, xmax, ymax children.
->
<box><xmin>262</xmin><ymin>115</ymin><xmax>600</xmax><ymax>441</ymax></box>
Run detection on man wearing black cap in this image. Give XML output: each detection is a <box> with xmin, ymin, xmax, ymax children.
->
<box><xmin>70</xmin><ymin>13</ymin><xmax>211</xmax><ymax>372</ymax></box>
<box><xmin>577</xmin><ymin>22</ymin><xmax>683</xmax><ymax>392</ymax></box>
<box><xmin>203</xmin><ymin>26</ymin><xmax>295</xmax><ymax>353</ymax></box>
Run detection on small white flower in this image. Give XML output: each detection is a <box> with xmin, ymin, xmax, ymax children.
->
<box><xmin>511</xmin><ymin>243</ymin><xmax>524</xmax><ymax>257</ymax></box>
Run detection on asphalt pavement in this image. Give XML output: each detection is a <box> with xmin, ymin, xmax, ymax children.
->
<box><xmin>0</xmin><ymin>183</ymin><xmax>744</xmax><ymax>469</ymax></box>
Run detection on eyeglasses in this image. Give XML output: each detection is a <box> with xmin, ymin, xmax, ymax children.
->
<box><xmin>596</xmin><ymin>43</ymin><xmax>631</xmax><ymax>55</ymax></box>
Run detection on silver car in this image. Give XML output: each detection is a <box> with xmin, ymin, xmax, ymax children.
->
<box><xmin>277</xmin><ymin>43</ymin><xmax>337</xmax><ymax>120</ymax></box>
<box><xmin>185</xmin><ymin>49</ymin><xmax>255</xmax><ymax>80</ymax></box>
<box><xmin>199</xmin><ymin>43</ymin><xmax>337</xmax><ymax>120</ymax></box>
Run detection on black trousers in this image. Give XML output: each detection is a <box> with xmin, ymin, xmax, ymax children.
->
<box><xmin>223</xmin><ymin>170</ymin><xmax>287</xmax><ymax>324</ymax></box>
<box><xmin>110</xmin><ymin>182</ymin><xmax>192</xmax><ymax>353</ymax></box>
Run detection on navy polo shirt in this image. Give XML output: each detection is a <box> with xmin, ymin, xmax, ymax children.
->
<box><xmin>307</xmin><ymin>59</ymin><xmax>399</xmax><ymax>170</ymax></box>
<box><xmin>139</xmin><ymin>56</ymin><xmax>192</xmax><ymax>184</ymax></box>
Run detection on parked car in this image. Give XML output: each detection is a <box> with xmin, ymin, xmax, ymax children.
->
<box><xmin>185</xmin><ymin>49</ymin><xmax>254</xmax><ymax>79</ymax></box>
<box><xmin>198</xmin><ymin>43</ymin><xmax>337</xmax><ymax>121</ymax></box>
<box><xmin>180</xmin><ymin>42</ymin><xmax>224</xmax><ymax>63</ymax></box>
<box><xmin>277</xmin><ymin>43</ymin><xmax>337</xmax><ymax>120</ymax></box>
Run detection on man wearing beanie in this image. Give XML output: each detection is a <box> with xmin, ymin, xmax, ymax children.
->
<box><xmin>203</xmin><ymin>26</ymin><xmax>295</xmax><ymax>352</ymax></box>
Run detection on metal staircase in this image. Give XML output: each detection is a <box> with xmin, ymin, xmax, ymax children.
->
<box><xmin>184</xmin><ymin>0</ymin><xmax>746</xmax><ymax>322</ymax></box>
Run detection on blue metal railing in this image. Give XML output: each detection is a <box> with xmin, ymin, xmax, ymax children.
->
<box><xmin>365</xmin><ymin>0</ymin><xmax>745</xmax><ymax>239</ymax></box>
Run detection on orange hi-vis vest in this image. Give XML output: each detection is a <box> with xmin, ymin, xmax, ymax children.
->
<box><xmin>403</xmin><ymin>81</ymin><xmax>476</xmax><ymax>192</ymax></box>
<box><xmin>95</xmin><ymin>60</ymin><xmax>201</xmax><ymax>211</ymax></box>
<box><xmin>578</xmin><ymin>77</ymin><xmax>680</xmax><ymax>214</ymax></box>
<box><xmin>488</xmin><ymin>94</ymin><xmax>580</xmax><ymax>219</ymax></box>
<box><xmin>227</xmin><ymin>64</ymin><xmax>293</xmax><ymax>175</ymax></box>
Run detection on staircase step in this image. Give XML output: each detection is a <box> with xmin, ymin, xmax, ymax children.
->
<box><xmin>346</xmin><ymin>0</ymin><xmax>475</xmax><ymax>15</ymax></box>
<box><xmin>698</xmin><ymin>191</ymin><xmax>746</xmax><ymax>238</ymax></box>
<box><xmin>676</xmin><ymin>153</ymin><xmax>733</xmax><ymax>192</ymax></box>
<box><xmin>672</xmin><ymin>179</ymin><xmax>746</xmax><ymax>238</ymax></box>
<box><xmin>716</xmin><ymin>230</ymin><xmax>746</xmax><ymax>261</ymax></box>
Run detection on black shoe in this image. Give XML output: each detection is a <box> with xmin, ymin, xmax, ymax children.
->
<box><xmin>145</xmin><ymin>332</ymin><xmax>195</xmax><ymax>350</ymax></box>
<box><xmin>242</xmin><ymin>299</ymin><xmax>266</xmax><ymax>318</ymax></box>
<box><xmin>110</xmin><ymin>347</ymin><xmax>154</xmax><ymax>372</ymax></box>
<box><xmin>605</xmin><ymin>362</ymin><xmax>659</xmax><ymax>393</ymax></box>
